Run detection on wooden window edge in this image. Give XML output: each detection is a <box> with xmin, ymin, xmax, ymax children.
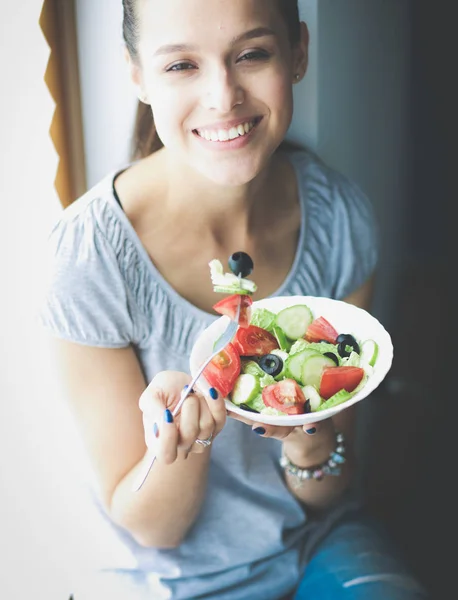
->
<box><xmin>40</xmin><ymin>0</ymin><xmax>87</xmax><ymax>207</ymax></box>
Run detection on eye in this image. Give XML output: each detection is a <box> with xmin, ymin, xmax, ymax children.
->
<box><xmin>238</xmin><ymin>50</ymin><xmax>271</xmax><ymax>62</ymax></box>
<box><xmin>166</xmin><ymin>62</ymin><xmax>196</xmax><ymax>72</ymax></box>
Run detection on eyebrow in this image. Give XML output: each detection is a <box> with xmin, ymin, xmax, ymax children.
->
<box><xmin>153</xmin><ymin>27</ymin><xmax>277</xmax><ymax>57</ymax></box>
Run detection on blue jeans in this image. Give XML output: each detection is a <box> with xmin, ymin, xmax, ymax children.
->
<box><xmin>292</xmin><ymin>516</ymin><xmax>429</xmax><ymax>599</ymax></box>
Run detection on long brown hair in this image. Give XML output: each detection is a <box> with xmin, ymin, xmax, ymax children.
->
<box><xmin>122</xmin><ymin>0</ymin><xmax>302</xmax><ymax>160</ymax></box>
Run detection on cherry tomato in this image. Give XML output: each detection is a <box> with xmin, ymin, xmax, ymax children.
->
<box><xmin>203</xmin><ymin>342</ymin><xmax>241</xmax><ymax>398</ymax></box>
<box><xmin>319</xmin><ymin>366</ymin><xmax>364</xmax><ymax>400</ymax></box>
<box><xmin>232</xmin><ymin>325</ymin><xmax>279</xmax><ymax>356</ymax></box>
<box><xmin>262</xmin><ymin>379</ymin><xmax>306</xmax><ymax>415</ymax></box>
<box><xmin>305</xmin><ymin>316</ymin><xmax>339</xmax><ymax>344</ymax></box>
<box><xmin>212</xmin><ymin>294</ymin><xmax>253</xmax><ymax>328</ymax></box>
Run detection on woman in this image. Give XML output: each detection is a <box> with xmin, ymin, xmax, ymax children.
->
<box><xmin>41</xmin><ymin>1</ymin><xmax>428</xmax><ymax>598</ymax></box>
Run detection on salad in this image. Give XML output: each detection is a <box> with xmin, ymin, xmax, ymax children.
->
<box><xmin>203</xmin><ymin>253</ymin><xmax>379</xmax><ymax>417</ymax></box>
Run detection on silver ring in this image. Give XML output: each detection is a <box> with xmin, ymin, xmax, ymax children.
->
<box><xmin>195</xmin><ymin>433</ymin><xmax>213</xmax><ymax>447</ymax></box>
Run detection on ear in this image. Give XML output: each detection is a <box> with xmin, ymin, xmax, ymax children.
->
<box><xmin>124</xmin><ymin>46</ymin><xmax>149</xmax><ymax>104</ymax></box>
<box><xmin>292</xmin><ymin>22</ymin><xmax>309</xmax><ymax>83</ymax></box>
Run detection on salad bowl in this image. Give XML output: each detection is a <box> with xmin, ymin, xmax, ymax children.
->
<box><xmin>189</xmin><ymin>295</ymin><xmax>394</xmax><ymax>426</ymax></box>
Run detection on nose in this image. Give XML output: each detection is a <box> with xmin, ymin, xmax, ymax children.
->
<box><xmin>201</xmin><ymin>66</ymin><xmax>245</xmax><ymax>113</ymax></box>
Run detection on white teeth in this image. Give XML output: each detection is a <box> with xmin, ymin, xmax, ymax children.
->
<box><xmin>228</xmin><ymin>127</ymin><xmax>239</xmax><ymax>140</ymax></box>
<box><xmin>217</xmin><ymin>129</ymin><xmax>229</xmax><ymax>141</ymax></box>
<box><xmin>196</xmin><ymin>120</ymin><xmax>256</xmax><ymax>142</ymax></box>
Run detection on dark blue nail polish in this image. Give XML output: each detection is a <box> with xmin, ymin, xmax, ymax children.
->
<box><xmin>183</xmin><ymin>385</ymin><xmax>195</xmax><ymax>394</ymax></box>
<box><xmin>209</xmin><ymin>387</ymin><xmax>218</xmax><ymax>400</ymax></box>
<box><xmin>165</xmin><ymin>409</ymin><xmax>173</xmax><ymax>423</ymax></box>
<box><xmin>306</xmin><ymin>427</ymin><xmax>317</xmax><ymax>435</ymax></box>
<box><xmin>253</xmin><ymin>427</ymin><xmax>266</xmax><ymax>436</ymax></box>
<box><xmin>153</xmin><ymin>422</ymin><xmax>159</xmax><ymax>437</ymax></box>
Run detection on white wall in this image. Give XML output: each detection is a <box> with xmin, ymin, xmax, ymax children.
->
<box><xmin>1</xmin><ymin>2</ymin><xmax>84</xmax><ymax>598</ymax></box>
<box><xmin>75</xmin><ymin>0</ymin><xmax>139</xmax><ymax>187</ymax></box>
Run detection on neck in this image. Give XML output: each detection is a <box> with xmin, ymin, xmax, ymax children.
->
<box><xmin>158</xmin><ymin>147</ymin><xmax>282</xmax><ymax>239</ymax></box>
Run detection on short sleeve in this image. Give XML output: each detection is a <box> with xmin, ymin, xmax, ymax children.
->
<box><xmin>39</xmin><ymin>199</ymin><xmax>134</xmax><ymax>348</ymax></box>
<box><xmin>328</xmin><ymin>172</ymin><xmax>379</xmax><ymax>299</ymax></box>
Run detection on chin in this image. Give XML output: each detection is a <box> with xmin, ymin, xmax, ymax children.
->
<box><xmin>194</xmin><ymin>151</ymin><xmax>275</xmax><ymax>187</ymax></box>
<box><xmin>198</xmin><ymin>165</ymin><xmax>258</xmax><ymax>187</ymax></box>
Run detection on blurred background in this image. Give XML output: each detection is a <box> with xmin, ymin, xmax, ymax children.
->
<box><xmin>0</xmin><ymin>0</ymin><xmax>453</xmax><ymax>598</ymax></box>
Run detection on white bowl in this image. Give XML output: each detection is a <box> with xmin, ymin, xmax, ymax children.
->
<box><xmin>189</xmin><ymin>296</ymin><xmax>394</xmax><ymax>426</ymax></box>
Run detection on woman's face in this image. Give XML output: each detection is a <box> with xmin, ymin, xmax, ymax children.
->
<box><xmin>134</xmin><ymin>0</ymin><xmax>303</xmax><ymax>186</ymax></box>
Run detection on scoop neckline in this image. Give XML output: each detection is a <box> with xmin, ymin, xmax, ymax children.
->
<box><xmin>106</xmin><ymin>151</ymin><xmax>309</xmax><ymax>324</ymax></box>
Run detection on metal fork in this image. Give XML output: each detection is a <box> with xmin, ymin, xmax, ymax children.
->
<box><xmin>132</xmin><ymin>295</ymin><xmax>241</xmax><ymax>492</ymax></box>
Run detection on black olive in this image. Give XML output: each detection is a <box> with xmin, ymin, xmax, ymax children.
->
<box><xmin>337</xmin><ymin>334</ymin><xmax>360</xmax><ymax>358</ymax></box>
<box><xmin>228</xmin><ymin>252</ymin><xmax>254</xmax><ymax>278</ymax></box>
<box><xmin>258</xmin><ymin>354</ymin><xmax>283</xmax><ymax>377</ymax></box>
<box><xmin>239</xmin><ymin>403</ymin><xmax>260</xmax><ymax>413</ymax></box>
<box><xmin>324</xmin><ymin>352</ymin><xmax>339</xmax><ymax>366</ymax></box>
<box><xmin>336</xmin><ymin>333</ymin><xmax>353</xmax><ymax>344</ymax></box>
<box><xmin>304</xmin><ymin>399</ymin><xmax>312</xmax><ymax>413</ymax></box>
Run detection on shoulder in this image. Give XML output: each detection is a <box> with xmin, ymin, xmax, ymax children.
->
<box><xmin>41</xmin><ymin>170</ymin><xmax>142</xmax><ymax>347</ymax></box>
<box><xmin>283</xmin><ymin>147</ymin><xmax>379</xmax><ymax>299</ymax></box>
<box><xmin>49</xmin><ymin>171</ymin><xmax>124</xmax><ymax>251</ymax></box>
<box><xmin>287</xmin><ymin>148</ymin><xmax>371</xmax><ymax>207</ymax></box>
<box><xmin>286</xmin><ymin>148</ymin><xmax>377</xmax><ymax>234</ymax></box>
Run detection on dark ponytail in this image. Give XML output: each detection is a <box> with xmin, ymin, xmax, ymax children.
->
<box><xmin>131</xmin><ymin>101</ymin><xmax>164</xmax><ymax>161</ymax></box>
<box><xmin>122</xmin><ymin>0</ymin><xmax>163</xmax><ymax>159</ymax></box>
<box><xmin>122</xmin><ymin>0</ymin><xmax>301</xmax><ymax>160</ymax></box>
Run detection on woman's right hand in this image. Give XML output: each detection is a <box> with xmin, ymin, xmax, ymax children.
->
<box><xmin>139</xmin><ymin>371</ymin><xmax>227</xmax><ymax>464</ymax></box>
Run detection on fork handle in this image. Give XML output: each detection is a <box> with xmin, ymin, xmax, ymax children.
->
<box><xmin>132</xmin><ymin>362</ymin><xmax>210</xmax><ymax>492</ymax></box>
<box><xmin>132</xmin><ymin>452</ymin><xmax>157</xmax><ymax>492</ymax></box>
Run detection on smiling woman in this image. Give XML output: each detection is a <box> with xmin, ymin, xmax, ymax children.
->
<box><xmin>37</xmin><ymin>1</ymin><xmax>428</xmax><ymax>599</ymax></box>
<box><xmin>126</xmin><ymin>0</ymin><xmax>305</xmax><ymax>162</ymax></box>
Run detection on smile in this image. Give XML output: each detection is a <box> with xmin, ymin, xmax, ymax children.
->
<box><xmin>194</xmin><ymin>118</ymin><xmax>261</xmax><ymax>142</ymax></box>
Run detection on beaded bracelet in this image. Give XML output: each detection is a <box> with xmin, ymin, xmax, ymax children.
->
<box><xmin>279</xmin><ymin>431</ymin><xmax>346</xmax><ymax>485</ymax></box>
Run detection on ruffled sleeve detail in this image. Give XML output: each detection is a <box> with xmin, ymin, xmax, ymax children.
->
<box><xmin>40</xmin><ymin>196</ymin><xmax>135</xmax><ymax>347</ymax></box>
<box><xmin>284</xmin><ymin>151</ymin><xmax>379</xmax><ymax>300</ymax></box>
<box><xmin>40</xmin><ymin>186</ymin><xmax>214</xmax><ymax>355</ymax></box>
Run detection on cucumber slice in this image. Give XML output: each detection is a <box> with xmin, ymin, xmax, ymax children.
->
<box><xmin>242</xmin><ymin>393</ymin><xmax>266</xmax><ymax>413</ymax></box>
<box><xmin>285</xmin><ymin>349</ymin><xmax>321</xmax><ymax>384</ymax></box>
<box><xmin>242</xmin><ymin>360</ymin><xmax>264</xmax><ymax>377</ymax></box>
<box><xmin>301</xmin><ymin>354</ymin><xmax>337</xmax><ymax>388</ymax></box>
<box><xmin>302</xmin><ymin>385</ymin><xmax>323</xmax><ymax>411</ymax></box>
<box><xmin>274</xmin><ymin>304</ymin><xmax>313</xmax><ymax>340</ymax></box>
<box><xmin>360</xmin><ymin>339</ymin><xmax>379</xmax><ymax>367</ymax></box>
<box><xmin>272</xmin><ymin>325</ymin><xmax>292</xmax><ymax>352</ymax></box>
<box><xmin>230</xmin><ymin>374</ymin><xmax>261</xmax><ymax>406</ymax></box>
<box><xmin>270</xmin><ymin>349</ymin><xmax>289</xmax><ymax>381</ymax></box>
<box><xmin>316</xmin><ymin>388</ymin><xmax>353</xmax><ymax>411</ymax></box>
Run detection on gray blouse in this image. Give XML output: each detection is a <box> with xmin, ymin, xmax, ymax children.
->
<box><xmin>40</xmin><ymin>150</ymin><xmax>378</xmax><ymax>600</ymax></box>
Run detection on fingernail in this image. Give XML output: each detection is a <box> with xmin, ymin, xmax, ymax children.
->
<box><xmin>305</xmin><ymin>427</ymin><xmax>317</xmax><ymax>435</ymax></box>
<box><xmin>253</xmin><ymin>427</ymin><xmax>266</xmax><ymax>436</ymax></box>
<box><xmin>209</xmin><ymin>387</ymin><xmax>218</xmax><ymax>400</ymax></box>
<box><xmin>164</xmin><ymin>409</ymin><xmax>173</xmax><ymax>423</ymax></box>
<box><xmin>183</xmin><ymin>385</ymin><xmax>195</xmax><ymax>394</ymax></box>
<box><xmin>153</xmin><ymin>422</ymin><xmax>159</xmax><ymax>437</ymax></box>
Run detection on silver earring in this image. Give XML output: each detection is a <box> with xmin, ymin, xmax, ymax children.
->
<box><xmin>294</xmin><ymin>74</ymin><xmax>300</xmax><ymax>82</ymax></box>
